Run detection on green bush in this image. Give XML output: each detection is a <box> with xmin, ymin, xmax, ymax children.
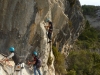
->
<box><xmin>67</xmin><ymin>70</ymin><xmax>76</xmax><ymax>75</ymax></box>
<box><xmin>52</xmin><ymin>46</ymin><xmax>67</xmax><ymax>75</ymax></box>
<box><xmin>67</xmin><ymin>50</ymin><xmax>100</xmax><ymax>75</ymax></box>
<box><xmin>77</xmin><ymin>20</ymin><xmax>99</xmax><ymax>50</ymax></box>
<box><xmin>81</xmin><ymin>41</ymin><xmax>90</xmax><ymax>49</ymax></box>
<box><xmin>47</xmin><ymin>55</ymin><xmax>53</xmax><ymax>66</ymax></box>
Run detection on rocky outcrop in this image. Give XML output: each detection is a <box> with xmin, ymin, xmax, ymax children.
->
<box><xmin>0</xmin><ymin>54</ymin><xmax>14</xmax><ymax>75</ymax></box>
<box><xmin>0</xmin><ymin>54</ymin><xmax>34</xmax><ymax>75</ymax></box>
<box><xmin>0</xmin><ymin>0</ymin><xmax>85</xmax><ymax>75</ymax></box>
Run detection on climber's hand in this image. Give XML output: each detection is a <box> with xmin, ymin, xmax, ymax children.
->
<box><xmin>28</xmin><ymin>61</ymin><xmax>31</xmax><ymax>65</ymax></box>
<box><xmin>3</xmin><ymin>58</ymin><xmax>8</xmax><ymax>61</ymax></box>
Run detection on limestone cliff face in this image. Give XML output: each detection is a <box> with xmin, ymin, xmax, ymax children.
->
<box><xmin>0</xmin><ymin>0</ymin><xmax>85</xmax><ymax>75</ymax></box>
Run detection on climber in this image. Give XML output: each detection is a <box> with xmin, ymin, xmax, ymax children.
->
<box><xmin>4</xmin><ymin>47</ymin><xmax>20</xmax><ymax>65</ymax></box>
<box><xmin>44</xmin><ymin>19</ymin><xmax>53</xmax><ymax>43</ymax></box>
<box><xmin>47</xmin><ymin>21</ymin><xmax>53</xmax><ymax>43</ymax></box>
<box><xmin>28</xmin><ymin>51</ymin><xmax>41</xmax><ymax>75</ymax></box>
<box><xmin>2</xmin><ymin>47</ymin><xmax>23</xmax><ymax>75</ymax></box>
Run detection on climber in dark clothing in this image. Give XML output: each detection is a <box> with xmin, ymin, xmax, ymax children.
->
<box><xmin>47</xmin><ymin>21</ymin><xmax>53</xmax><ymax>43</ymax></box>
<box><xmin>3</xmin><ymin>47</ymin><xmax>19</xmax><ymax>65</ymax></box>
<box><xmin>44</xmin><ymin>19</ymin><xmax>53</xmax><ymax>43</ymax></box>
<box><xmin>3</xmin><ymin>47</ymin><xmax>23</xmax><ymax>75</ymax></box>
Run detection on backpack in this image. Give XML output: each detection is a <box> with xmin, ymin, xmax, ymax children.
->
<box><xmin>36</xmin><ymin>58</ymin><xmax>42</xmax><ymax>68</ymax></box>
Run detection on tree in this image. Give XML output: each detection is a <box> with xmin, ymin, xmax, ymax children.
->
<box><xmin>67</xmin><ymin>50</ymin><xmax>100</xmax><ymax>75</ymax></box>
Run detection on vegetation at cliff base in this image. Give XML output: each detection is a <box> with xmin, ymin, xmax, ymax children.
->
<box><xmin>67</xmin><ymin>50</ymin><xmax>100</xmax><ymax>75</ymax></box>
<box><xmin>66</xmin><ymin>20</ymin><xmax>100</xmax><ymax>75</ymax></box>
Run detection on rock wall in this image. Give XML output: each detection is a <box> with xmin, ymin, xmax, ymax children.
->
<box><xmin>0</xmin><ymin>0</ymin><xmax>85</xmax><ymax>75</ymax></box>
<box><xmin>0</xmin><ymin>54</ymin><xmax>35</xmax><ymax>75</ymax></box>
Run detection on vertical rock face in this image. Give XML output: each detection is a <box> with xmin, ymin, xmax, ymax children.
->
<box><xmin>0</xmin><ymin>0</ymin><xmax>85</xmax><ymax>75</ymax></box>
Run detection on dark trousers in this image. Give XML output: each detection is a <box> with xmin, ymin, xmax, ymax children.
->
<box><xmin>48</xmin><ymin>32</ymin><xmax>52</xmax><ymax>40</ymax></box>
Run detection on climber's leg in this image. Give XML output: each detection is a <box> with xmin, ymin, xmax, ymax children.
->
<box><xmin>48</xmin><ymin>32</ymin><xmax>52</xmax><ymax>43</ymax></box>
<box><xmin>37</xmin><ymin>68</ymin><xmax>41</xmax><ymax>75</ymax></box>
<box><xmin>33</xmin><ymin>66</ymin><xmax>37</xmax><ymax>75</ymax></box>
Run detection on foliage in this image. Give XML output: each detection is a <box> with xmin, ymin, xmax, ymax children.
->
<box><xmin>79</xmin><ymin>21</ymin><xmax>98</xmax><ymax>41</ymax></box>
<box><xmin>67</xmin><ymin>70</ymin><xmax>76</xmax><ymax>75</ymax></box>
<box><xmin>52</xmin><ymin>46</ymin><xmax>67</xmax><ymax>75</ymax></box>
<box><xmin>82</xmin><ymin>5</ymin><xmax>99</xmax><ymax>17</ymax></box>
<box><xmin>77</xmin><ymin>20</ymin><xmax>99</xmax><ymax>49</ymax></box>
<box><xmin>47</xmin><ymin>55</ymin><xmax>53</xmax><ymax>66</ymax></box>
<box><xmin>67</xmin><ymin>50</ymin><xmax>100</xmax><ymax>75</ymax></box>
<box><xmin>67</xmin><ymin>20</ymin><xmax>100</xmax><ymax>75</ymax></box>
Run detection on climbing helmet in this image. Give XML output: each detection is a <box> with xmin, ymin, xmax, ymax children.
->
<box><xmin>33</xmin><ymin>51</ymin><xmax>37</xmax><ymax>56</ymax></box>
<box><xmin>9</xmin><ymin>47</ymin><xmax>15</xmax><ymax>52</ymax></box>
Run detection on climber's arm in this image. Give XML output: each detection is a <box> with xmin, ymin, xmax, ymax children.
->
<box><xmin>28</xmin><ymin>60</ymin><xmax>36</xmax><ymax>65</ymax></box>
